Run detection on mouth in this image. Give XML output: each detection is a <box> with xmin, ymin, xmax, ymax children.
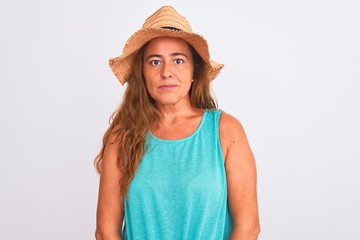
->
<box><xmin>158</xmin><ymin>84</ymin><xmax>178</xmax><ymax>89</ymax></box>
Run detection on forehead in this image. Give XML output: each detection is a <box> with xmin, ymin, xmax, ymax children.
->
<box><xmin>144</xmin><ymin>37</ymin><xmax>191</xmax><ymax>55</ymax></box>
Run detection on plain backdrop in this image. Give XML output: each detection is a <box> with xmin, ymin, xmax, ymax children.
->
<box><xmin>1</xmin><ymin>0</ymin><xmax>359</xmax><ymax>239</ymax></box>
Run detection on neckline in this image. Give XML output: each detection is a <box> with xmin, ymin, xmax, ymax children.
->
<box><xmin>149</xmin><ymin>110</ymin><xmax>207</xmax><ymax>143</ymax></box>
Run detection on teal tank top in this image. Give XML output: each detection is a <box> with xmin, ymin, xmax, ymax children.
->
<box><xmin>122</xmin><ymin>109</ymin><xmax>233</xmax><ymax>239</ymax></box>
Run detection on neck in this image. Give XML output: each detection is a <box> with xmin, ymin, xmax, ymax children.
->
<box><xmin>156</xmin><ymin>96</ymin><xmax>193</xmax><ymax>117</ymax></box>
<box><xmin>154</xmin><ymin>101</ymin><xmax>202</xmax><ymax>127</ymax></box>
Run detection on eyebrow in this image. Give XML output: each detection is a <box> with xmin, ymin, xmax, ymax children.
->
<box><xmin>145</xmin><ymin>52</ymin><xmax>189</xmax><ymax>61</ymax></box>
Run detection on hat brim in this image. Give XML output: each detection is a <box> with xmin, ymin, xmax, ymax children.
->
<box><xmin>109</xmin><ymin>28</ymin><xmax>224</xmax><ymax>85</ymax></box>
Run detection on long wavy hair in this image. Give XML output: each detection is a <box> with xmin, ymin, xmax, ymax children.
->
<box><xmin>94</xmin><ymin>42</ymin><xmax>218</xmax><ymax>198</ymax></box>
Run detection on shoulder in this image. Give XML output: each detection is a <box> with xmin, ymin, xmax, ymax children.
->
<box><xmin>102</xmin><ymin>129</ymin><xmax>122</xmax><ymax>167</ymax></box>
<box><xmin>219</xmin><ymin>111</ymin><xmax>246</xmax><ymax>139</ymax></box>
<box><xmin>218</xmin><ymin>111</ymin><xmax>248</xmax><ymax>159</ymax></box>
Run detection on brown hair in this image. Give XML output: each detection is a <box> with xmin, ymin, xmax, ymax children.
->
<box><xmin>94</xmin><ymin>42</ymin><xmax>217</xmax><ymax>197</ymax></box>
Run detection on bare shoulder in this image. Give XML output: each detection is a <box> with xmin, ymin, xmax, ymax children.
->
<box><xmin>219</xmin><ymin>112</ymin><xmax>246</xmax><ymax>143</ymax></box>
<box><xmin>219</xmin><ymin>112</ymin><xmax>259</xmax><ymax>236</ymax></box>
<box><xmin>101</xmin><ymin>130</ymin><xmax>122</xmax><ymax>173</ymax></box>
<box><xmin>219</xmin><ymin>111</ymin><xmax>251</xmax><ymax>162</ymax></box>
<box><xmin>219</xmin><ymin>112</ymin><xmax>244</xmax><ymax>130</ymax></box>
<box><xmin>103</xmin><ymin>131</ymin><xmax>118</xmax><ymax>155</ymax></box>
<box><xmin>96</xmin><ymin>129</ymin><xmax>124</xmax><ymax>238</ymax></box>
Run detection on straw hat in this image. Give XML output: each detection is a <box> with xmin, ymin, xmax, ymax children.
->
<box><xmin>109</xmin><ymin>6</ymin><xmax>224</xmax><ymax>85</ymax></box>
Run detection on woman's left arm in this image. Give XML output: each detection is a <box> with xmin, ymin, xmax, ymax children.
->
<box><xmin>219</xmin><ymin>112</ymin><xmax>260</xmax><ymax>240</ymax></box>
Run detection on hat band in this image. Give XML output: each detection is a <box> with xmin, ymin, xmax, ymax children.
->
<box><xmin>161</xmin><ymin>26</ymin><xmax>182</xmax><ymax>31</ymax></box>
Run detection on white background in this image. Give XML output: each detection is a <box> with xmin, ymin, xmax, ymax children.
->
<box><xmin>1</xmin><ymin>0</ymin><xmax>359</xmax><ymax>239</ymax></box>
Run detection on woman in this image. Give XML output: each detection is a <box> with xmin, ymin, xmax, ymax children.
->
<box><xmin>95</xmin><ymin>6</ymin><xmax>260</xmax><ymax>240</ymax></box>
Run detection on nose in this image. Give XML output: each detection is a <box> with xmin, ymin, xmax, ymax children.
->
<box><xmin>161</xmin><ymin>63</ymin><xmax>172</xmax><ymax>79</ymax></box>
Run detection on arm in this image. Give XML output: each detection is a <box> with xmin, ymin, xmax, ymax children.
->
<box><xmin>219</xmin><ymin>113</ymin><xmax>260</xmax><ymax>240</ymax></box>
<box><xmin>95</xmin><ymin>135</ymin><xmax>124</xmax><ymax>240</ymax></box>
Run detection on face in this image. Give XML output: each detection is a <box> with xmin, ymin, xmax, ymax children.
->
<box><xmin>143</xmin><ymin>37</ymin><xmax>194</xmax><ymax>107</ymax></box>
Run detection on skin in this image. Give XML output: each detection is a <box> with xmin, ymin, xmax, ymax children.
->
<box><xmin>143</xmin><ymin>37</ymin><xmax>203</xmax><ymax>139</ymax></box>
<box><xmin>95</xmin><ymin>132</ymin><xmax>123</xmax><ymax>240</ymax></box>
<box><xmin>96</xmin><ymin>37</ymin><xmax>260</xmax><ymax>239</ymax></box>
<box><xmin>220</xmin><ymin>114</ymin><xmax>261</xmax><ymax>239</ymax></box>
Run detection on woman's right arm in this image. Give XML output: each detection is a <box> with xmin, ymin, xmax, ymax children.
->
<box><xmin>95</xmin><ymin>135</ymin><xmax>124</xmax><ymax>240</ymax></box>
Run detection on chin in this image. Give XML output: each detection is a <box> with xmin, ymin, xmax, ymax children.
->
<box><xmin>156</xmin><ymin>100</ymin><xmax>180</xmax><ymax>106</ymax></box>
<box><xmin>153</xmin><ymin>94</ymin><xmax>189</xmax><ymax>107</ymax></box>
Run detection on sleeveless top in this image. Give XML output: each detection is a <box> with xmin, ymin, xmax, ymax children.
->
<box><xmin>122</xmin><ymin>109</ymin><xmax>233</xmax><ymax>239</ymax></box>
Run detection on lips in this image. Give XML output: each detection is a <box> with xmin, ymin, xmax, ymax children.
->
<box><xmin>158</xmin><ymin>84</ymin><xmax>178</xmax><ymax>89</ymax></box>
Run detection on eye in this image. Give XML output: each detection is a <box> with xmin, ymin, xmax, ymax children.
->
<box><xmin>150</xmin><ymin>60</ymin><xmax>161</xmax><ymax>66</ymax></box>
<box><xmin>174</xmin><ymin>59</ymin><xmax>184</xmax><ymax>64</ymax></box>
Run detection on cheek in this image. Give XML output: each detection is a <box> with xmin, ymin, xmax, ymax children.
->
<box><xmin>144</xmin><ymin>77</ymin><xmax>158</xmax><ymax>98</ymax></box>
<box><xmin>144</xmin><ymin>79</ymin><xmax>153</xmax><ymax>94</ymax></box>
<box><xmin>143</xmin><ymin>70</ymin><xmax>156</xmax><ymax>87</ymax></box>
<box><xmin>186</xmin><ymin>66</ymin><xmax>194</xmax><ymax>81</ymax></box>
<box><xmin>183</xmin><ymin>71</ymin><xmax>194</xmax><ymax>84</ymax></box>
<box><xmin>143</xmin><ymin>67</ymin><xmax>150</xmax><ymax>83</ymax></box>
<box><xmin>175</xmin><ymin>67</ymin><xmax>193</xmax><ymax>83</ymax></box>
